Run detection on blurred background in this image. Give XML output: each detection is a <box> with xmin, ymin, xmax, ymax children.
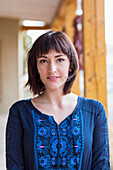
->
<box><xmin>0</xmin><ymin>0</ymin><xmax>113</xmax><ymax>169</ymax></box>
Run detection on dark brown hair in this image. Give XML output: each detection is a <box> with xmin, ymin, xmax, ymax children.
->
<box><xmin>25</xmin><ymin>31</ymin><xmax>79</xmax><ymax>95</ymax></box>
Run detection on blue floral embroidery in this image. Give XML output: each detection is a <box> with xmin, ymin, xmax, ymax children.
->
<box><xmin>32</xmin><ymin>109</ymin><xmax>84</xmax><ymax>169</ymax></box>
<box><xmin>51</xmin><ymin>138</ymin><xmax>59</xmax><ymax>154</ymax></box>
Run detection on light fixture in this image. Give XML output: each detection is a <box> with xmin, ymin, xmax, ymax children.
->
<box><xmin>75</xmin><ymin>0</ymin><xmax>83</xmax><ymax>16</ymax></box>
<box><xmin>22</xmin><ymin>20</ymin><xmax>46</xmax><ymax>27</ymax></box>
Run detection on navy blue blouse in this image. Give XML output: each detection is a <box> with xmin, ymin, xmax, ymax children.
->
<box><xmin>6</xmin><ymin>96</ymin><xmax>111</xmax><ymax>170</ymax></box>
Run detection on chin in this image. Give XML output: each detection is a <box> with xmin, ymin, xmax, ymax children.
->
<box><xmin>46</xmin><ymin>84</ymin><xmax>64</xmax><ymax>91</ymax></box>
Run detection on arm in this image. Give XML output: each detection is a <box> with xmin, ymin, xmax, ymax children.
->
<box><xmin>6</xmin><ymin>106</ymin><xmax>25</xmax><ymax>170</ymax></box>
<box><xmin>91</xmin><ymin>102</ymin><xmax>111</xmax><ymax>169</ymax></box>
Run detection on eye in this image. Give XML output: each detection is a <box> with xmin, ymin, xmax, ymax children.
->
<box><xmin>57</xmin><ymin>58</ymin><xmax>65</xmax><ymax>63</ymax></box>
<box><xmin>39</xmin><ymin>59</ymin><xmax>48</xmax><ymax>64</ymax></box>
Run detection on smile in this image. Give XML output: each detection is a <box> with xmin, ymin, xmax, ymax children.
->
<box><xmin>47</xmin><ymin>76</ymin><xmax>60</xmax><ymax>81</ymax></box>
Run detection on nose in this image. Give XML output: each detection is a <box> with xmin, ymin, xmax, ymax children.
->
<box><xmin>48</xmin><ymin>61</ymin><xmax>57</xmax><ymax>73</ymax></box>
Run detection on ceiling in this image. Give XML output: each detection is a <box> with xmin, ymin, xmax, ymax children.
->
<box><xmin>0</xmin><ymin>0</ymin><xmax>61</xmax><ymax>25</ymax></box>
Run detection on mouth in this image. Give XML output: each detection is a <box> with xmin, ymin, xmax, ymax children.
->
<box><xmin>47</xmin><ymin>76</ymin><xmax>60</xmax><ymax>81</ymax></box>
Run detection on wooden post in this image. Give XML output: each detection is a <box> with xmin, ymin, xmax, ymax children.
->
<box><xmin>65</xmin><ymin>0</ymin><xmax>80</xmax><ymax>95</ymax></box>
<box><xmin>83</xmin><ymin>0</ymin><xmax>107</xmax><ymax>112</ymax></box>
<box><xmin>95</xmin><ymin>0</ymin><xmax>107</xmax><ymax>110</ymax></box>
<box><xmin>83</xmin><ymin>0</ymin><xmax>97</xmax><ymax>98</ymax></box>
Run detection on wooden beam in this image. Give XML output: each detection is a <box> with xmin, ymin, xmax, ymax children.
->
<box><xmin>83</xmin><ymin>0</ymin><xmax>107</xmax><ymax>111</ymax></box>
<box><xmin>65</xmin><ymin>0</ymin><xmax>80</xmax><ymax>95</ymax></box>
<box><xmin>65</xmin><ymin>0</ymin><xmax>77</xmax><ymax>41</ymax></box>
<box><xmin>20</xmin><ymin>25</ymin><xmax>50</xmax><ymax>30</ymax></box>
<box><xmin>51</xmin><ymin>0</ymin><xmax>65</xmax><ymax>31</ymax></box>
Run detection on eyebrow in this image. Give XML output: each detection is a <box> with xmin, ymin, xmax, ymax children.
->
<box><xmin>38</xmin><ymin>54</ymin><xmax>66</xmax><ymax>58</ymax></box>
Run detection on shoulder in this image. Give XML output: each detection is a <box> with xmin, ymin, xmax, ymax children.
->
<box><xmin>9</xmin><ymin>98</ymin><xmax>31</xmax><ymax>112</ymax></box>
<box><xmin>78</xmin><ymin>96</ymin><xmax>105</xmax><ymax>116</ymax></box>
<box><xmin>7</xmin><ymin>99</ymin><xmax>32</xmax><ymax>123</ymax></box>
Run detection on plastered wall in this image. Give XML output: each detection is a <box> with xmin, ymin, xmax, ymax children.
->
<box><xmin>0</xmin><ymin>18</ymin><xmax>19</xmax><ymax>113</ymax></box>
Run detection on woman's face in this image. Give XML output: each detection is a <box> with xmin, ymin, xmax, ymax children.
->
<box><xmin>37</xmin><ymin>50</ymin><xmax>70</xmax><ymax>92</ymax></box>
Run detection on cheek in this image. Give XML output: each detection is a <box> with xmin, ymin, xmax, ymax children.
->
<box><xmin>63</xmin><ymin>64</ymin><xmax>70</xmax><ymax>72</ymax></box>
<box><xmin>60</xmin><ymin>67</ymin><xmax>69</xmax><ymax>77</ymax></box>
<box><xmin>38</xmin><ymin>69</ymin><xmax>46</xmax><ymax>78</ymax></box>
<box><xmin>37</xmin><ymin>64</ymin><xmax>46</xmax><ymax>76</ymax></box>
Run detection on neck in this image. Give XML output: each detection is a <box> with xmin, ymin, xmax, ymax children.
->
<box><xmin>42</xmin><ymin>89</ymin><xmax>67</xmax><ymax>107</ymax></box>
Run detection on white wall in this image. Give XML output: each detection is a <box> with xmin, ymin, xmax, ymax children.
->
<box><xmin>0</xmin><ymin>18</ymin><xmax>19</xmax><ymax>113</ymax></box>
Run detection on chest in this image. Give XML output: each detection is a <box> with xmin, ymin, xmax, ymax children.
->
<box><xmin>49</xmin><ymin>107</ymin><xmax>75</xmax><ymax>125</ymax></box>
<box><xmin>34</xmin><ymin>104</ymin><xmax>76</xmax><ymax>125</ymax></box>
<box><xmin>30</xmin><ymin>109</ymin><xmax>84</xmax><ymax>169</ymax></box>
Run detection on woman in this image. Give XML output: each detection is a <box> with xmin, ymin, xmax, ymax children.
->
<box><xmin>6</xmin><ymin>31</ymin><xmax>110</xmax><ymax>169</ymax></box>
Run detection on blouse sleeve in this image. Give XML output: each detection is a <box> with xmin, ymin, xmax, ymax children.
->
<box><xmin>91</xmin><ymin>102</ymin><xmax>111</xmax><ymax>169</ymax></box>
<box><xmin>6</xmin><ymin>106</ymin><xmax>25</xmax><ymax>170</ymax></box>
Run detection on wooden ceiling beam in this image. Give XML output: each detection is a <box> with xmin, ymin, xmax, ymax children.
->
<box><xmin>20</xmin><ymin>25</ymin><xmax>50</xmax><ymax>30</ymax></box>
<box><xmin>51</xmin><ymin>0</ymin><xmax>65</xmax><ymax>31</ymax></box>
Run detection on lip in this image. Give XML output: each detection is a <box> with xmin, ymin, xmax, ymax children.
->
<box><xmin>47</xmin><ymin>76</ymin><xmax>60</xmax><ymax>81</ymax></box>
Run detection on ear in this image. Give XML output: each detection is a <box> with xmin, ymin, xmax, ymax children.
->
<box><xmin>69</xmin><ymin>68</ymin><xmax>72</xmax><ymax>72</ymax></box>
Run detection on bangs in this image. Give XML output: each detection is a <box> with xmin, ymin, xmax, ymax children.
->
<box><xmin>35</xmin><ymin>32</ymin><xmax>69</xmax><ymax>57</ymax></box>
